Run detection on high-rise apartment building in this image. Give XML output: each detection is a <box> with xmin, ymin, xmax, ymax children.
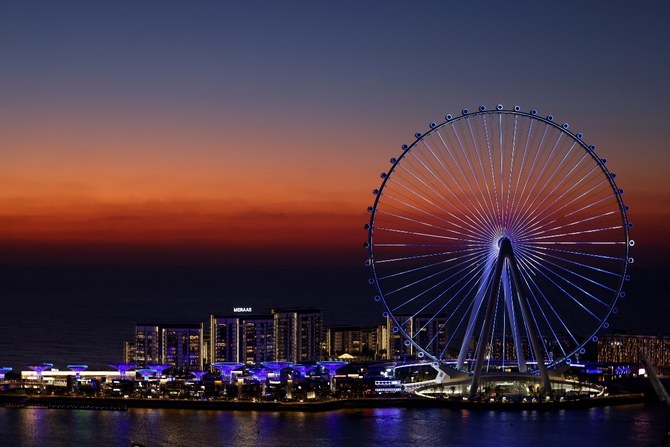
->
<box><xmin>134</xmin><ymin>323</ymin><xmax>204</xmax><ymax>371</ymax></box>
<box><xmin>135</xmin><ymin>323</ymin><xmax>162</xmax><ymax>366</ymax></box>
<box><xmin>210</xmin><ymin>314</ymin><xmax>275</xmax><ymax>364</ymax></box>
<box><xmin>210</xmin><ymin>316</ymin><xmax>241</xmax><ymax>363</ymax></box>
<box><xmin>162</xmin><ymin>323</ymin><xmax>204</xmax><ymax>371</ymax></box>
<box><xmin>273</xmin><ymin>308</ymin><xmax>322</xmax><ymax>363</ymax></box>
<box><xmin>241</xmin><ymin>315</ymin><xmax>275</xmax><ymax>364</ymax></box>
<box><xmin>597</xmin><ymin>334</ymin><xmax>670</xmax><ymax>369</ymax></box>
<box><xmin>325</xmin><ymin>325</ymin><xmax>385</xmax><ymax>359</ymax></box>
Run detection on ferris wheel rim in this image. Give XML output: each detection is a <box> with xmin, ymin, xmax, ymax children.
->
<box><xmin>366</xmin><ymin>105</ymin><xmax>631</xmax><ymax>368</ymax></box>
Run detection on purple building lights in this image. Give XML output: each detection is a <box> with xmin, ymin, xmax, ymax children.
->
<box><xmin>190</xmin><ymin>370</ymin><xmax>208</xmax><ymax>381</ymax></box>
<box><xmin>67</xmin><ymin>364</ymin><xmax>88</xmax><ymax>380</ymax></box>
<box><xmin>261</xmin><ymin>361</ymin><xmax>293</xmax><ymax>382</ymax></box>
<box><xmin>0</xmin><ymin>367</ymin><xmax>12</xmax><ymax>380</ymax></box>
<box><xmin>291</xmin><ymin>364</ymin><xmax>313</xmax><ymax>379</ymax></box>
<box><xmin>147</xmin><ymin>364</ymin><xmax>171</xmax><ymax>377</ymax></box>
<box><xmin>109</xmin><ymin>362</ymin><xmax>136</xmax><ymax>379</ymax></box>
<box><xmin>212</xmin><ymin>362</ymin><xmax>243</xmax><ymax>383</ymax></box>
<box><xmin>28</xmin><ymin>363</ymin><xmax>53</xmax><ymax>379</ymax></box>
<box><xmin>136</xmin><ymin>368</ymin><xmax>156</xmax><ymax>381</ymax></box>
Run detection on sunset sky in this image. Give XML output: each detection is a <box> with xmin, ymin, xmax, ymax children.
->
<box><xmin>1</xmin><ymin>1</ymin><xmax>669</xmax><ymax>268</ymax></box>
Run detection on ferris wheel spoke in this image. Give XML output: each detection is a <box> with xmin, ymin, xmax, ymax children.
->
<box><xmin>529</xmin><ymin>225</ymin><xmax>624</xmax><ymax>241</ymax></box>
<box><xmin>562</xmin><ymin>192</ymin><xmax>615</xmax><ymax>219</ymax></box>
<box><xmin>410</xmin><ymin>261</ymin><xmax>487</xmax><ymax>327</ymax></box>
<box><xmin>517</xmin><ymin>257</ymin><xmax>578</xmax><ymax>353</ymax></box>
<box><xmin>465</xmin><ymin>118</ymin><xmax>499</xmax><ymax>225</ymax></box>
<box><xmin>530</xmin><ymin>245</ymin><xmax>627</xmax><ymax>262</ymax></box>
<box><xmin>514</xmin><ymin>163</ymin><xmax>603</xmax><ymax>232</ymax></box>
<box><xmin>514</xmin><ymin>130</ymin><xmax>565</xmax><ymax>222</ymax></box>
<box><xmin>383</xmin><ymin>249</ymin><xmax>488</xmax><ymax>299</ymax></box>
<box><xmin>419</xmin><ymin>137</ymin><xmax>496</xmax><ymax>232</ymax></box>
<box><xmin>509</xmin><ymin>123</ymin><xmax>550</xmax><ymax>224</ymax></box>
<box><xmin>375</xmin><ymin>243</ymin><xmax>481</xmax><ymax>248</ymax></box>
<box><xmin>481</xmin><ymin>114</ymin><xmax>503</xmax><ymax>222</ymax></box>
<box><xmin>388</xmin><ymin>169</ymin><xmax>491</xmax><ymax>235</ymax></box>
<box><xmin>407</xmin><ymin>148</ymin><xmax>473</xmax><ymax>215</ymax></box>
<box><xmin>523</xmin><ymin>188</ymin><xmax>613</xmax><ymax>238</ymax></box>
<box><xmin>498</xmin><ymin>114</ymin><xmax>506</xmax><ymax>225</ymax></box>
<box><xmin>517</xmin><ymin>150</ymin><xmax>588</xmax><ymax>230</ymax></box>
<box><xmin>431</xmin><ymin>128</ymin><xmax>498</xmax><ymax>232</ymax></box>
<box><xmin>519</xmin><ymin>244</ymin><xmax>622</xmax><ymax>278</ymax></box>
<box><xmin>508</xmin><ymin>118</ymin><xmax>534</xmax><ymax>228</ymax></box>
<box><xmin>375</xmin><ymin>246</ymin><xmax>481</xmax><ymax>264</ymax></box>
<box><xmin>522</xmin><ymin>250</ymin><xmax>618</xmax><ymax>299</ymax></box>
<box><xmin>377</xmin><ymin>249</ymin><xmax>482</xmax><ymax>281</ymax></box>
<box><xmin>533</xmin><ymin>241</ymin><xmax>625</xmax><ymax>245</ymax></box>
<box><xmin>374</xmin><ymin>226</ymin><xmax>473</xmax><ymax>242</ymax></box>
<box><xmin>527</xmin><ymin>210</ymin><xmax>619</xmax><ymax>238</ymax></box>
<box><xmin>524</xmin><ymin>258</ymin><xmax>603</xmax><ymax>322</ymax></box>
<box><xmin>513</xmin><ymin>137</ymin><xmax>576</xmax><ymax>229</ymax></box>
<box><xmin>448</xmin><ymin>123</ymin><xmax>497</xmax><ymax>221</ymax></box>
<box><xmin>503</xmin><ymin>114</ymin><xmax>519</xmax><ymax>226</ymax></box>
<box><xmin>381</xmin><ymin>191</ymin><xmax>485</xmax><ymax>238</ymax></box>
<box><xmin>388</xmin><ymin>256</ymin><xmax>488</xmax><ymax>313</ymax></box>
<box><xmin>375</xmin><ymin>208</ymin><xmax>480</xmax><ymax>240</ymax></box>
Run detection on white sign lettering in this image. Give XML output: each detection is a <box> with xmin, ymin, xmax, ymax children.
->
<box><xmin>233</xmin><ymin>307</ymin><xmax>252</xmax><ymax>313</ymax></box>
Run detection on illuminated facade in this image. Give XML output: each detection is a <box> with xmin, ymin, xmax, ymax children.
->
<box><xmin>273</xmin><ymin>308</ymin><xmax>322</xmax><ymax>363</ymax></box>
<box><xmin>123</xmin><ymin>340</ymin><xmax>136</xmax><ymax>363</ymax></box>
<box><xmin>210</xmin><ymin>316</ymin><xmax>241</xmax><ymax>363</ymax></box>
<box><xmin>241</xmin><ymin>315</ymin><xmax>275</xmax><ymax>364</ymax></box>
<box><xmin>135</xmin><ymin>323</ymin><xmax>162</xmax><ymax>366</ymax></box>
<box><xmin>597</xmin><ymin>334</ymin><xmax>670</xmax><ymax>369</ymax></box>
<box><xmin>325</xmin><ymin>325</ymin><xmax>385</xmax><ymax>359</ymax></box>
<box><xmin>163</xmin><ymin>324</ymin><xmax>204</xmax><ymax>371</ymax></box>
<box><xmin>140</xmin><ymin>310</ymin><xmax>320</xmax><ymax>368</ymax></box>
<box><xmin>210</xmin><ymin>315</ymin><xmax>275</xmax><ymax>364</ymax></box>
<box><xmin>134</xmin><ymin>323</ymin><xmax>204</xmax><ymax>371</ymax></box>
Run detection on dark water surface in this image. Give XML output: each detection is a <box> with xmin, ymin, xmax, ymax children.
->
<box><xmin>0</xmin><ymin>265</ymin><xmax>374</xmax><ymax>370</ymax></box>
<box><xmin>0</xmin><ymin>403</ymin><xmax>667</xmax><ymax>447</ymax></box>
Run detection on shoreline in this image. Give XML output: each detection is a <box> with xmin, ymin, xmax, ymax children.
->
<box><xmin>0</xmin><ymin>393</ymin><xmax>648</xmax><ymax>412</ymax></box>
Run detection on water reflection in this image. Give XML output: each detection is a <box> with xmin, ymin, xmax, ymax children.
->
<box><xmin>0</xmin><ymin>404</ymin><xmax>666</xmax><ymax>447</ymax></box>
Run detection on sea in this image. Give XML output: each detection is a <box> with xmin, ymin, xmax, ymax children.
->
<box><xmin>0</xmin><ymin>403</ymin><xmax>667</xmax><ymax>446</ymax></box>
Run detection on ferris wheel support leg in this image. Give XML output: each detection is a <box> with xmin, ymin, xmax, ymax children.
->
<box><xmin>468</xmin><ymin>251</ymin><xmax>506</xmax><ymax>400</ymax></box>
<box><xmin>502</xmin><ymin>265</ymin><xmax>527</xmax><ymax>373</ymax></box>
<box><xmin>506</xmin><ymin>243</ymin><xmax>552</xmax><ymax>395</ymax></box>
<box><xmin>457</xmin><ymin>261</ymin><xmax>494</xmax><ymax>370</ymax></box>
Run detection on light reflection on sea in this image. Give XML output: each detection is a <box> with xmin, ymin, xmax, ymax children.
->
<box><xmin>0</xmin><ymin>404</ymin><xmax>666</xmax><ymax>447</ymax></box>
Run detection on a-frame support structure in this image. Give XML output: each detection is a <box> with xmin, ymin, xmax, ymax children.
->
<box><xmin>468</xmin><ymin>237</ymin><xmax>552</xmax><ymax>399</ymax></box>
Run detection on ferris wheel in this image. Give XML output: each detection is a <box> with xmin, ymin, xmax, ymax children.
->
<box><xmin>365</xmin><ymin>105</ymin><xmax>632</xmax><ymax>375</ymax></box>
